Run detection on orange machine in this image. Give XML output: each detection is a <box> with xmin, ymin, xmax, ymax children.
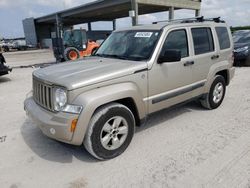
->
<box><xmin>53</xmin><ymin>29</ymin><xmax>100</xmax><ymax>62</ymax></box>
<box><xmin>64</xmin><ymin>40</ymin><xmax>100</xmax><ymax>61</ymax></box>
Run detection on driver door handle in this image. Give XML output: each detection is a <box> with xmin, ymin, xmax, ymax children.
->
<box><xmin>184</xmin><ymin>61</ymin><xmax>194</xmax><ymax>66</ymax></box>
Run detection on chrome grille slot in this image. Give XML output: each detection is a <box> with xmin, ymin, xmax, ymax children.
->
<box><xmin>33</xmin><ymin>77</ymin><xmax>54</xmax><ymax>111</ymax></box>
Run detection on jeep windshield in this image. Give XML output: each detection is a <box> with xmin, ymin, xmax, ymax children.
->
<box><xmin>95</xmin><ymin>30</ymin><xmax>160</xmax><ymax>61</ymax></box>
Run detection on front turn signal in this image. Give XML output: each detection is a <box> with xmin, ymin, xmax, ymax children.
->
<box><xmin>70</xmin><ymin>119</ymin><xmax>78</xmax><ymax>132</ymax></box>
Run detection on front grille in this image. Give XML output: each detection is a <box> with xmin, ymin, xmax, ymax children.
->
<box><xmin>33</xmin><ymin>77</ymin><xmax>54</xmax><ymax>111</ymax></box>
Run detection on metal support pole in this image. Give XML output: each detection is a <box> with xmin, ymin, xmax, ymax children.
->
<box><xmin>55</xmin><ymin>14</ymin><xmax>62</xmax><ymax>38</ymax></box>
<box><xmin>112</xmin><ymin>19</ymin><xmax>116</xmax><ymax>30</ymax></box>
<box><xmin>195</xmin><ymin>9</ymin><xmax>201</xmax><ymax>17</ymax></box>
<box><xmin>131</xmin><ymin>0</ymin><xmax>138</xmax><ymax>26</ymax></box>
<box><xmin>88</xmin><ymin>22</ymin><xmax>92</xmax><ymax>31</ymax></box>
<box><xmin>169</xmin><ymin>7</ymin><xmax>174</xmax><ymax>20</ymax></box>
<box><xmin>55</xmin><ymin>14</ymin><xmax>63</xmax><ymax>63</ymax></box>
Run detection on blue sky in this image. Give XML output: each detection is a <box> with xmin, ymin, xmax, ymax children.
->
<box><xmin>0</xmin><ymin>0</ymin><xmax>249</xmax><ymax>38</ymax></box>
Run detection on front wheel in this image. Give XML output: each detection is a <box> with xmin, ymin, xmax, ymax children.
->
<box><xmin>84</xmin><ymin>103</ymin><xmax>135</xmax><ymax>160</ymax></box>
<box><xmin>201</xmin><ymin>75</ymin><xmax>226</xmax><ymax>109</ymax></box>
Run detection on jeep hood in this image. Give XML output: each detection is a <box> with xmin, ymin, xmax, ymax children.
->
<box><xmin>33</xmin><ymin>57</ymin><xmax>147</xmax><ymax>90</ymax></box>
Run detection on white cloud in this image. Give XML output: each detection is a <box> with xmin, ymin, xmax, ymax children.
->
<box><xmin>201</xmin><ymin>0</ymin><xmax>250</xmax><ymax>26</ymax></box>
<box><xmin>0</xmin><ymin>0</ymin><xmax>94</xmax><ymax>9</ymax></box>
<box><xmin>0</xmin><ymin>0</ymin><xmax>62</xmax><ymax>10</ymax></box>
<box><xmin>27</xmin><ymin>10</ymin><xmax>44</xmax><ymax>18</ymax></box>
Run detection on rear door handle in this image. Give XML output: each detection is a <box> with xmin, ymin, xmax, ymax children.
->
<box><xmin>184</xmin><ymin>61</ymin><xmax>194</xmax><ymax>66</ymax></box>
<box><xmin>211</xmin><ymin>55</ymin><xmax>220</xmax><ymax>60</ymax></box>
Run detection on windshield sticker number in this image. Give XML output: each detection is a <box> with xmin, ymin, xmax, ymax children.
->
<box><xmin>135</xmin><ymin>32</ymin><xmax>153</xmax><ymax>38</ymax></box>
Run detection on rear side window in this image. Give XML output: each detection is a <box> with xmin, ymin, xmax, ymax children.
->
<box><xmin>216</xmin><ymin>27</ymin><xmax>231</xmax><ymax>49</ymax></box>
<box><xmin>191</xmin><ymin>28</ymin><xmax>214</xmax><ymax>55</ymax></box>
<box><xmin>162</xmin><ymin>29</ymin><xmax>189</xmax><ymax>58</ymax></box>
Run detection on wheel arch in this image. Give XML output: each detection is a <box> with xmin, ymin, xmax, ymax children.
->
<box><xmin>216</xmin><ymin>69</ymin><xmax>229</xmax><ymax>86</ymax></box>
<box><xmin>110</xmin><ymin>98</ymin><xmax>140</xmax><ymax>127</ymax></box>
<box><xmin>205</xmin><ymin>61</ymin><xmax>231</xmax><ymax>93</ymax></box>
<box><xmin>86</xmin><ymin>97</ymin><xmax>141</xmax><ymax>128</ymax></box>
<box><xmin>70</xmin><ymin>83</ymin><xmax>146</xmax><ymax>145</ymax></box>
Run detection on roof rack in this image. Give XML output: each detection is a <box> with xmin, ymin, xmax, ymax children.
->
<box><xmin>152</xmin><ymin>16</ymin><xmax>225</xmax><ymax>24</ymax></box>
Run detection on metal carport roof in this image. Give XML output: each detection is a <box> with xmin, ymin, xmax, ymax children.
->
<box><xmin>35</xmin><ymin>0</ymin><xmax>201</xmax><ymax>26</ymax></box>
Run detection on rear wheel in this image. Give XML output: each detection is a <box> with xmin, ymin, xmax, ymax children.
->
<box><xmin>201</xmin><ymin>75</ymin><xmax>226</xmax><ymax>109</ymax></box>
<box><xmin>84</xmin><ymin>103</ymin><xmax>135</xmax><ymax>160</ymax></box>
<box><xmin>64</xmin><ymin>47</ymin><xmax>80</xmax><ymax>61</ymax></box>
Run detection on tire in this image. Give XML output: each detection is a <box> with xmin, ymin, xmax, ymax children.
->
<box><xmin>201</xmin><ymin>75</ymin><xmax>226</xmax><ymax>109</ymax></box>
<box><xmin>84</xmin><ymin>103</ymin><xmax>135</xmax><ymax>160</ymax></box>
<box><xmin>64</xmin><ymin>47</ymin><xmax>80</xmax><ymax>61</ymax></box>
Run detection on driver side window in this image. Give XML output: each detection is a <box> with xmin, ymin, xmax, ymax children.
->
<box><xmin>161</xmin><ymin>29</ymin><xmax>189</xmax><ymax>58</ymax></box>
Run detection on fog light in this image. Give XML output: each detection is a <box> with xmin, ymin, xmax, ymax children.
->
<box><xmin>71</xmin><ymin>119</ymin><xmax>78</xmax><ymax>132</ymax></box>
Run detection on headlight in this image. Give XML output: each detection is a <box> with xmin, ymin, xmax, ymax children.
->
<box><xmin>54</xmin><ymin>88</ymin><xmax>67</xmax><ymax>111</ymax></box>
<box><xmin>53</xmin><ymin>87</ymin><xmax>82</xmax><ymax>114</ymax></box>
<box><xmin>234</xmin><ymin>46</ymin><xmax>249</xmax><ymax>53</ymax></box>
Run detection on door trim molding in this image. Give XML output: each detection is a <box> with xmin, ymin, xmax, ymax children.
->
<box><xmin>143</xmin><ymin>80</ymin><xmax>206</xmax><ymax>104</ymax></box>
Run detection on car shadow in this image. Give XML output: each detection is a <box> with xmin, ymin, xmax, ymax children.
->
<box><xmin>20</xmin><ymin>119</ymin><xmax>98</xmax><ymax>163</ymax></box>
<box><xmin>136</xmin><ymin>101</ymin><xmax>206</xmax><ymax>133</ymax></box>
<box><xmin>0</xmin><ymin>76</ymin><xmax>11</xmax><ymax>83</ymax></box>
<box><xmin>21</xmin><ymin>101</ymin><xmax>205</xmax><ymax>163</ymax></box>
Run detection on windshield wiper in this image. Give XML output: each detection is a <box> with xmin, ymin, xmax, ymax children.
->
<box><xmin>95</xmin><ymin>53</ymin><xmax>146</xmax><ymax>61</ymax></box>
<box><xmin>95</xmin><ymin>54</ymin><xmax>129</xmax><ymax>60</ymax></box>
<box><xmin>95</xmin><ymin>53</ymin><xmax>104</xmax><ymax>57</ymax></box>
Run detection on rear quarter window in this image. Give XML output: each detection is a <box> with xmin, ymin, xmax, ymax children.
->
<box><xmin>215</xmin><ymin>27</ymin><xmax>231</xmax><ymax>50</ymax></box>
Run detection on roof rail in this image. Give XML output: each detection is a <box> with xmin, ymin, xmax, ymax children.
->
<box><xmin>152</xmin><ymin>16</ymin><xmax>225</xmax><ymax>24</ymax></box>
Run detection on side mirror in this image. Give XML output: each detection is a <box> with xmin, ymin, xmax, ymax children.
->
<box><xmin>158</xmin><ymin>49</ymin><xmax>181</xmax><ymax>64</ymax></box>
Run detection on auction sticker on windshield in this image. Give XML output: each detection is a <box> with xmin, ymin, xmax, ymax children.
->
<box><xmin>135</xmin><ymin>32</ymin><xmax>153</xmax><ymax>38</ymax></box>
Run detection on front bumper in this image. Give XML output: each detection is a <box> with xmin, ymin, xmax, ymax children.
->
<box><xmin>24</xmin><ymin>97</ymin><xmax>79</xmax><ymax>144</ymax></box>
